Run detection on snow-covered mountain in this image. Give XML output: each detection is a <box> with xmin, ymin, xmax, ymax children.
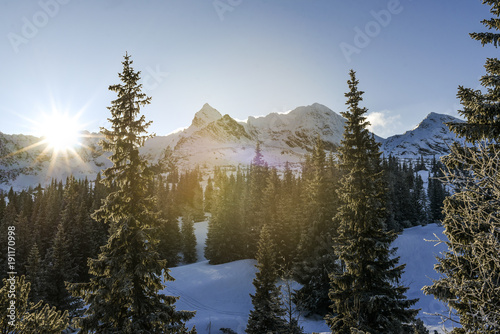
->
<box><xmin>0</xmin><ymin>103</ymin><xmax>463</xmax><ymax>190</ymax></box>
<box><xmin>0</xmin><ymin>131</ymin><xmax>110</xmax><ymax>191</ymax></box>
<box><xmin>141</xmin><ymin>103</ymin><xmax>347</xmax><ymax>168</ymax></box>
<box><xmin>378</xmin><ymin>112</ymin><xmax>465</xmax><ymax>159</ymax></box>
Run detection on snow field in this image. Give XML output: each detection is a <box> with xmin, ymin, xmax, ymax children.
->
<box><xmin>163</xmin><ymin>220</ymin><xmax>454</xmax><ymax>333</ymax></box>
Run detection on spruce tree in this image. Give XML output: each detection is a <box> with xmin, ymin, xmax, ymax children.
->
<box><xmin>294</xmin><ymin>137</ymin><xmax>339</xmax><ymax>316</ymax></box>
<box><xmin>326</xmin><ymin>70</ymin><xmax>418</xmax><ymax>333</ymax></box>
<box><xmin>246</xmin><ymin>225</ymin><xmax>287</xmax><ymax>334</ymax></box>
<box><xmin>0</xmin><ymin>194</ymin><xmax>5</xmax><ymax>223</ymax></box>
<box><xmin>181</xmin><ymin>211</ymin><xmax>197</xmax><ymax>264</ymax></box>
<box><xmin>67</xmin><ymin>53</ymin><xmax>195</xmax><ymax>333</ymax></box>
<box><xmin>204</xmin><ymin>176</ymin><xmax>215</xmax><ymax>213</ymax></box>
<box><xmin>44</xmin><ymin>223</ymin><xmax>79</xmax><ymax>314</ymax></box>
<box><xmin>205</xmin><ymin>173</ymin><xmax>245</xmax><ymax>264</ymax></box>
<box><xmin>242</xmin><ymin>144</ymin><xmax>269</xmax><ymax>258</ymax></box>
<box><xmin>0</xmin><ymin>275</ymin><xmax>68</xmax><ymax>334</ymax></box>
<box><xmin>423</xmin><ymin>143</ymin><xmax>500</xmax><ymax>332</ymax></box>
<box><xmin>156</xmin><ymin>175</ymin><xmax>182</xmax><ymax>267</ymax></box>
<box><xmin>25</xmin><ymin>243</ymin><xmax>46</xmax><ymax>304</ymax></box>
<box><xmin>423</xmin><ymin>2</ymin><xmax>500</xmax><ymax>331</ymax></box>
<box><xmin>252</xmin><ymin>141</ymin><xmax>266</xmax><ymax>167</ymax></box>
<box><xmin>427</xmin><ymin>157</ymin><xmax>447</xmax><ymax>223</ymax></box>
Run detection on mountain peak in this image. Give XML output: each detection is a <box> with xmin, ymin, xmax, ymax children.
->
<box><xmin>416</xmin><ymin>112</ymin><xmax>462</xmax><ymax>130</ymax></box>
<box><xmin>380</xmin><ymin>112</ymin><xmax>463</xmax><ymax>158</ymax></box>
<box><xmin>191</xmin><ymin>103</ymin><xmax>223</xmax><ymax>128</ymax></box>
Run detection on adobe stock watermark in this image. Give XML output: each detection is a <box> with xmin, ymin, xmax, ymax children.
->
<box><xmin>213</xmin><ymin>0</ymin><xmax>243</xmax><ymax>21</ymax></box>
<box><xmin>6</xmin><ymin>226</ymin><xmax>17</xmax><ymax>328</ymax></box>
<box><xmin>142</xmin><ymin>65</ymin><xmax>169</xmax><ymax>91</ymax></box>
<box><xmin>7</xmin><ymin>0</ymin><xmax>71</xmax><ymax>54</ymax></box>
<box><xmin>340</xmin><ymin>0</ymin><xmax>409</xmax><ymax>63</ymax></box>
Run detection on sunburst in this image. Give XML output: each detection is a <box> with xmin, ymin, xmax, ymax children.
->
<box><xmin>1</xmin><ymin>109</ymin><xmax>101</xmax><ymax>179</ymax></box>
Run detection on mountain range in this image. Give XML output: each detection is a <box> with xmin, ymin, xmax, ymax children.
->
<box><xmin>0</xmin><ymin>103</ymin><xmax>463</xmax><ymax>191</ymax></box>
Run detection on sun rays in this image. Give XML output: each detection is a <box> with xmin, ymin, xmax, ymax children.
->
<box><xmin>0</xmin><ymin>109</ymin><xmax>103</xmax><ymax>180</ymax></box>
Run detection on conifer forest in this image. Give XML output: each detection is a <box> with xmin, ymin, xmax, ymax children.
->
<box><xmin>1</xmin><ymin>1</ymin><xmax>500</xmax><ymax>333</ymax></box>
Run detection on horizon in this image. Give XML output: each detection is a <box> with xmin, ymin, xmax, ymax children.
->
<box><xmin>0</xmin><ymin>101</ymin><xmax>456</xmax><ymax>140</ymax></box>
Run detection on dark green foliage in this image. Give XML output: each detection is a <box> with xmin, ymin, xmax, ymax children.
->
<box><xmin>204</xmin><ymin>177</ymin><xmax>215</xmax><ymax>213</ymax></box>
<box><xmin>67</xmin><ymin>54</ymin><xmax>195</xmax><ymax>333</ymax></box>
<box><xmin>0</xmin><ymin>275</ymin><xmax>69</xmax><ymax>334</ymax></box>
<box><xmin>205</xmin><ymin>172</ymin><xmax>245</xmax><ymax>264</ymax></box>
<box><xmin>14</xmin><ymin>303</ymin><xmax>69</xmax><ymax>334</ymax></box>
<box><xmin>25</xmin><ymin>243</ymin><xmax>45</xmax><ymax>304</ymax></box>
<box><xmin>423</xmin><ymin>3</ymin><xmax>500</xmax><ymax>331</ymax></box>
<box><xmin>0</xmin><ymin>194</ymin><xmax>5</xmax><ymax>223</ymax></box>
<box><xmin>423</xmin><ymin>143</ymin><xmax>500</xmax><ymax>333</ymax></box>
<box><xmin>275</xmin><ymin>163</ymin><xmax>303</xmax><ymax>271</ymax></box>
<box><xmin>155</xmin><ymin>175</ymin><xmax>182</xmax><ymax>267</ymax></box>
<box><xmin>383</xmin><ymin>156</ymin><xmax>430</xmax><ymax>230</ymax></box>
<box><xmin>204</xmin><ymin>159</ymin><xmax>305</xmax><ymax>269</ymax></box>
<box><xmin>327</xmin><ymin>70</ymin><xmax>418</xmax><ymax>333</ymax></box>
<box><xmin>412</xmin><ymin>318</ymin><xmax>430</xmax><ymax>334</ymax></box>
<box><xmin>246</xmin><ymin>225</ymin><xmax>287</xmax><ymax>334</ymax></box>
<box><xmin>243</xmin><ymin>148</ymin><xmax>270</xmax><ymax>258</ymax></box>
<box><xmin>416</xmin><ymin>155</ymin><xmax>427</xmax><ymax>171</ymax></box>
<box><xmin>176</xmin><ymin>168</ymin><xmax>205</xmax><ymax>221</ymax></box>
<box><xmin>44</xmin><ymin>223</ymin><xmax>80</xmax><ymax>314</ymax></box>
<box><xmin>0</xmin><ymin>178</ymin><xmax>111</xmax><ymax>284</ymax></box>
<box><xmin>293</xmin><ymin>138</ymin><xmax>340</xmax><ymax>316</ymax></box>
<box><xmin>450</xmin><ymin>4</ymin><xmax>500</xmax><ymax>143</ymax></box>
<box><xmin>181</xmin><ymin>212</ymin><xmax>197</xmax><ymax>264</ymax></box>
<box><xmin>427</xmin><ymin>157</ymin><xmax>447</xmax><ymax>223</ymax></box>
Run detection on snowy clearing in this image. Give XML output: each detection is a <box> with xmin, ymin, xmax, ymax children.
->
<box><xmin>161</xmin><ymin>221</ymin><xmax>456</xmax><ymax>334</ymax></box>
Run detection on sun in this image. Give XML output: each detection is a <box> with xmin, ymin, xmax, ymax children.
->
<box><xmin>39</xmin><ymin>111</ymin><xmax>82</xmax><ymax>153</ymax></box>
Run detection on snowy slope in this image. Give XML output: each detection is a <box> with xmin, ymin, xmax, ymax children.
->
<box><xmin>245</xmin><ymin>103</ymin><xmax>345</xmax><ymax>152</ymax></box>
<box><xmin>0</xmin><ymin>131</ymin><xmax>110</xmax><ymax>191</ymax></box>
<box><xmin>393</xmin><ymin>224</ymin><xmax>458</xmax><ymax>333</ymax></box>
<box><xmin>1</xmin><ymin>104</ymin><xmax>464</xmax><ymax>191</ymax></box>
<box><xmin>162</xmin><ymin>221</ymin><xmax>456</xmax><ymax>334</ymax></box>
<box><xmin>380</xmin><ymin>113</ymin><xmax>464</xmax><ymax>159</ymax></box>
<box><xmin>122</xmin><ymin>103</ymin><xmax>345</xmax><ymax>171</ymax></box>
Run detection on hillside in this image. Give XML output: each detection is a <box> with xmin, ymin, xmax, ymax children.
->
<box><xmin>163</xmin><ymin>220</ymin><xmax>454</xmax><ymax>333</ymax></box>
<box><xmin>0</xmin><ymin>103</ymin><xmax>463</xmax><ymax>191</ymax></box>
<box><xmin>378</xmin><ymin>112</ymin><xmax>465</xmax><ymax>158</ymax></box>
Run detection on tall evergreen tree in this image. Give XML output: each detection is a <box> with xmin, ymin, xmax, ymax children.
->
<box><xmin>246</xmin><ymin>225</ymin><xmax>287</xmax><ymax>334</ymax></box>
<box><xmin>67</xmin><ymin>54</ymin><xmax>195</xmax><ymax>333</ymax></box>
<box><xmin>326</xmin><ymin>70</ymin><xmax>418</xmax><ymax>333</ymax></box>
<box><xmin>181</xmin><ymin>211</ymin><xmax>197</xmax><ymax>264</ymax></box>
<box><xmin>25</xmin><ymin>243</ymin><xmax>46</xmax><ymax>304</ymax></box>
<box><xmin>44</xmin><ymin>223</ymin><xmax>79</xmax><ymax>314</ymax></box>
<box><xmin>424</xmin><ymin>2</ymin><xmax>500</xmax><ymax>331</ymax></box>
<box><xmin>294</xmin><ymin>137</ymin><xmax>339</xmax><ymax>316</ymax></box>
<box><xmin>156</xmin><ymin>175</ymin><xmax>182</xmax><ymax>267</ymax></box>
<box><xmin>204</xmin><ymin>176</ymin><xmax>215</xmax><ymax>213</ymax></box>
<box><xmin>252</xmin><ymin>141</ymin><xmax>266</xmax><ymax>167</ymax></box>
<box><xmin>205</xmin><ymin>173</ymin><xmax>245</xmax><ymax>264</ymax></box>
<box><xmin>0</xmin><ymin>275</ymin><xmax>69</xmax><ymax>334</ymax></box>
<box><xmin>427</xmin><ymin>157</ymin><xmax>447</xmax><ymax>223</ymax></box>
<box><xmin>242</xmin><ymin>144</ymin><xmax>269</xmax><ymax>258</ymax></box>
<box><xmin>0</xmin><ymin>193</ymin><xmax>6</xmax><ymax>223</ymax></box>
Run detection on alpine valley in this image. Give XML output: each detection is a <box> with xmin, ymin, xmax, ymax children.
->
<box><xmin>0</xmin><ymin>103</ymin><xmax>463</xmax><ymax>191</ymax></box>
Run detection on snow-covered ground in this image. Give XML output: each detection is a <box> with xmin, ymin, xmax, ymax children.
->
<box><xmin>162</xmin><ymin>220</ymin><xmax>456</xmax><ymax>334</ymax></box>
<box><xmin>393</xmin><ymin>224</ymin><xmax>457</xmax><ymax>333</ymax></box>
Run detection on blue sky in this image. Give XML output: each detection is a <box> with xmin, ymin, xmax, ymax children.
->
<box><xmin>0</xmin><ymin>0</ymin><xmax>495</xmax><ymax>138</ymax></box>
